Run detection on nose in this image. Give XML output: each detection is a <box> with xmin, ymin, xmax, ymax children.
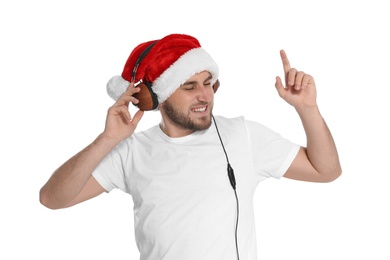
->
<box><xmin>197</xmin><ymin>85</ymin><xmax>213</xmax><ymax>102</ymax></box>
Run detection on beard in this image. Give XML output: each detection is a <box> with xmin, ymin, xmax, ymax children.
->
<box><xmin>163</xmin><ymin>100</ymin><xmax>213</xmax><ymax>131</ymax></box>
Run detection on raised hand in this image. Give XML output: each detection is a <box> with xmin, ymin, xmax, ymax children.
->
<box><xmin>103</xmin><ymin>82</ymin><xmax>144</xmax><ymax>143</ymax></box>
<box><xmin>274</xmin><ymin>50</ymin><xmax>317</xmax><ymax>110</ymax></box>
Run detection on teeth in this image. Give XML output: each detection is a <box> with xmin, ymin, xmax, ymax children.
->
<box><xmin>193</xmin><ymin>107</ymin><xmax>206</xmax><ymax>112</ymax></box>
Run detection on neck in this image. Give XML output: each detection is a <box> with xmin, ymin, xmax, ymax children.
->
<box><xmin>159</xmin><ymin>120</ymin><xmax>195</xmax><ymax>138</ymax></box>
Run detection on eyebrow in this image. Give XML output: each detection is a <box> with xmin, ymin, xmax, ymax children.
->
<box><xmin>183</xmin><ymin>74</ymin><xmax>213</xmax><ymax>86</ymax></box>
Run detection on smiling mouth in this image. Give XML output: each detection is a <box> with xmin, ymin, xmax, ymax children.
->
<box><xmin>192</xmin><ymin>106</ymin><xmax>207</xmax><ymax>112</ymax></box>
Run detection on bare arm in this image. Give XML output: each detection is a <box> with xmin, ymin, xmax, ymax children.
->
<box><xmin>39</xmin><ymin>134</ymin><xmax>118</xmax><ymax>209</ymax></box>
<box><xmin>275</xmin><ymin>50</ymin><xmax>342</xmax><ymax>182</ymax></box>
<box><xmin>284</xmin><ymin>107</ymin><xmax>342</xmax><ymax>182</ymax></box>
<box><xmin>39</xmin><ymin>83</ymin><xmax>144</xmax><ymax>209</ymax></box>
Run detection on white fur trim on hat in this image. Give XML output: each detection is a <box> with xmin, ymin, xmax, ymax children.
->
<box><xmin>152</xmin><ymin>48</ymin><xmax>219</xmax><ymax>104</ymax></box>
<box><xmin>107</xmin><ymin>75</ymin><xmax>130</xmax><ymax>100</ymax></box>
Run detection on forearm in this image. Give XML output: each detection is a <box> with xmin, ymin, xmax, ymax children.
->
<box><xmin>297</xmin><ymin>105</ymin><xmax>342</xmax><ymax>180</ymax></box>
<box><xmin>39</xmin><ymin>133</ymin><xmax>118</xmax><ymax>209</ymax></box>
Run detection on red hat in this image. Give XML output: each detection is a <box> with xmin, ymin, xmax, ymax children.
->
<box><xmin>107</xmin><ymin>34</ymin><xmax>219</xmax><ymax>106</ymax></box>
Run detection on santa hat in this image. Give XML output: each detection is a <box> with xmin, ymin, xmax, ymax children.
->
<box><xmin>106</xmin><ymin>34</ymin><xmax>219</xmax><ymax>107</ymax></box>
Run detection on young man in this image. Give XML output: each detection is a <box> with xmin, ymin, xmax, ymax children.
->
<box><xmin>40</xmin><ymin>33</ymin><xmax>341</xmax><ymax>260</ymax></box>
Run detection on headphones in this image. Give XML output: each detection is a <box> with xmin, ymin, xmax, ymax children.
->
<box><xmin>131</xmin><ymin>41</ymin><xmax>220</xmax><ymax>111</ymax></box>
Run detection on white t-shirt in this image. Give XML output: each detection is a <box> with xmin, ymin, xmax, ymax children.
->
<box><xmin>93</xmin><ymin>116</ymin><xmax>300</xmax><ymax>260</ymax></box>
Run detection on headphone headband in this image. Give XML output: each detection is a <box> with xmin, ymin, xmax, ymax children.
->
<box><xmin>131</xmin><ymin>41</ymin><xmax>158</xmax><ymax>82</ymax></box>
<box><xmin>130</xmin><ymin>40</ymin><xmax>220</xmax><ymax>111</ymax></box>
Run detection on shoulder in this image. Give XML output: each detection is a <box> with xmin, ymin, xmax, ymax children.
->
<box><xmin>212</xmin><ymin>115</ymin><xmax>246</xmax><ymax>128</ymax></box>
<box><xmin>112</xmin><ymin>125</ymin><xmax>160</xmax><ymax>153</ymax></box>
<box><xmin>213</xmin><ymin>115</ymin><xmax>275</xmax><ymax>136</ymax></box>
<box><xmin>131</xmin><ymin>125</ymin><xmax>160</xmax><ymax>142</ymax></box>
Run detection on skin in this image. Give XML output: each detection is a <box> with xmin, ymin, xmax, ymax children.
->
<box><xmin>275</xmin><ymin>50</ymin><xmax>341</xmax><ymax>182</ymax></box>
<box><xmin>159</xmin><ymin>73</ymin><xmax>214</xmax><ymax>137</ymax></box>
<box><xmin>39</xmin><ymin>50</ymin><xmax>341</xmax><ymax>210</ymax></box>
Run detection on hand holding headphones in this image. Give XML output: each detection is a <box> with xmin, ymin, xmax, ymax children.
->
<box><xmin>104</xmin><ymin>82</ymin><xmax>144</xmax><ymax>143</ymax></box>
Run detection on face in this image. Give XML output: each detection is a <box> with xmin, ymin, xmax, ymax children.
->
<box><xmin>160</xmin><ymin>71</ymin><xmax>215</xmax><ymax>135</ymax></box>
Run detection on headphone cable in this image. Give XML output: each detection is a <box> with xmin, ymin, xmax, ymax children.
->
<box><xmin>212</xmin><ymin>115</ymin><xmax>240</xmax><ymax>260</ymax></box>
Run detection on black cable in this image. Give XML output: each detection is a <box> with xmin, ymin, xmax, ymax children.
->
<box><xmin>212</xmin><ymin>115</ymin><xmax>240</xmax><ymax>260</ymax></box>
<box><xmin>233</xmin><ymin>189</ymin><xmax>240</xmax><ymax>260</ymax></box>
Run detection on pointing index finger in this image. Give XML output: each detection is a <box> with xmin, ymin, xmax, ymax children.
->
<box><xmin>280</xmin><ymin>49</ymin><xmax>291</xmax><ymax>74</ymax></box>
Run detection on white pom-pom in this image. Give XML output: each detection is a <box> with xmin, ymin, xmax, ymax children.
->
<box><xmin>106</xmin><ymin>75</ymin><xmax>130</xmax><ymax>100</ymax></box>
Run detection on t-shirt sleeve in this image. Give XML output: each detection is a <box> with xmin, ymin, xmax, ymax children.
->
<box><xmin>92</xmin><ymin>140</ymin><xmax>130</xmax><ymax>193</ymax></box>
<box><xmin>245</xmin><ymin>119</ymin><xmax>301</xmax><ymax>180</ymax></box>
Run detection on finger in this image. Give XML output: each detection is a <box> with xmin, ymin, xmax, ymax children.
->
<box><xmin>287</xmin><ymin>68</ymin><xmax>297</xmax><ymax>87</ymax></box>
<box><xmin>294</xmin><ymin>71</ymin><xmax>305</xmax><ymax>90</ymax></box>
<box><xmin>123</xmin><ymin>83</ymin><xmax>141</xmax><ymax>104</ymax></box>
<box><xmin>113</xmin><ymin>92</ymin><xmax>140</xmax><ymax>107</ymax></box>
<box><xmin>112</xmin><ymin>96</ymin><xmax>130</xmax><ymax>108</ymax></box>
<box><xmin>131</xmin><ymin>110</ymin><xmax>144</xmax><ymax>126</ymax></box>
<box><xmin>112</xmin><ymin>82</ymin><xmax>140</xmax><ymax>103</ymax></box>
<box><xmin>127</xmin><ymin>81</ymin><xmax>135</xmax><ymax>89</ymax></box>
<box><xmin>301</xmin><ymin>74</ymin><xmax>313</xmax><ymax>89</ymax></box>
<box><xmin>117</xmin><ymin>106</ymin><xmax>132</xmax><ymax>121</ymax></box>
<box><xmin>123</xmin><ymin>82</ymin><xmax>141</xmax><ymax>96</ymax></box>
<box><xmin>274</xmin><ymin>76</ymin><xmax>286</xmax><ymax>98</ymax></box>
<box><xmin>280</xmin><ymin>50</ymin><xmax>291</xmax><ymax>75</ymax></box>
<box><xmin>107</xmin><ymin>105</ymin><xmax>131</xmax><ymax>122</ymax></box>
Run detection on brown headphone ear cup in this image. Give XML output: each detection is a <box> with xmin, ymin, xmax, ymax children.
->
<box><xmin>213</xmin><ymin>79</ymin><xmax>220</xmax><ymax>93</ymax></box>
<box><xmin>133</xmin><ymin>82</ymin><xmax>159</xmax><ymax>111</ymax></box>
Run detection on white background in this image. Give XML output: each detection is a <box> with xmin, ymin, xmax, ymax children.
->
<box><xmin>1</xmin><ymin>0</ymin><xmax>389</xmax><ymax>259</ymax></box>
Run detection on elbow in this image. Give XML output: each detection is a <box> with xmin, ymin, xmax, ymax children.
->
<box><xmin>39</xmin><ymin>188</ymin><xmax>52</xmax><ymax>209</ymax></box>
<box><xmin>332</xmin><ymin>164</ymin><xmax>343</xmax><ymax>181</ymax></box>
<box><xmin>333</xmin><ymin>167</ymin><xmax>343</xmax><ymax>181</ymax></box>
<box><xmin>322</xmin><ymin>166</ymin><xmax>342</xmax><ymax>183</ymax></box>
<box><xmin>39</xmin><ymin>188</ymin><xmax>60</xmax><ymax>210</ymax></box>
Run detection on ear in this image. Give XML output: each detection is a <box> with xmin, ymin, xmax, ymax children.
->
<box><xmin>213</xmin><ymin>80</ymin><xmax>220</xmax><ymax>93</ymax></box>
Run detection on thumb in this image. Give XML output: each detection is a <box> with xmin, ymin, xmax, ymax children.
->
<box><xmin>131</xmin><ymin>110</ymin><xmax>144</xmax><ymax>126</ymax></box>
<box><xmin>274</xmin><ymin>76</ymin><xmax>286</xmax><ymax>98</ymax></box>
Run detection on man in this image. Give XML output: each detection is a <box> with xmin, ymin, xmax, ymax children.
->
<box><xmin>40</xmin><ymin>34</ymin><xmax>341</xmax><ymax>260</ymax></box>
